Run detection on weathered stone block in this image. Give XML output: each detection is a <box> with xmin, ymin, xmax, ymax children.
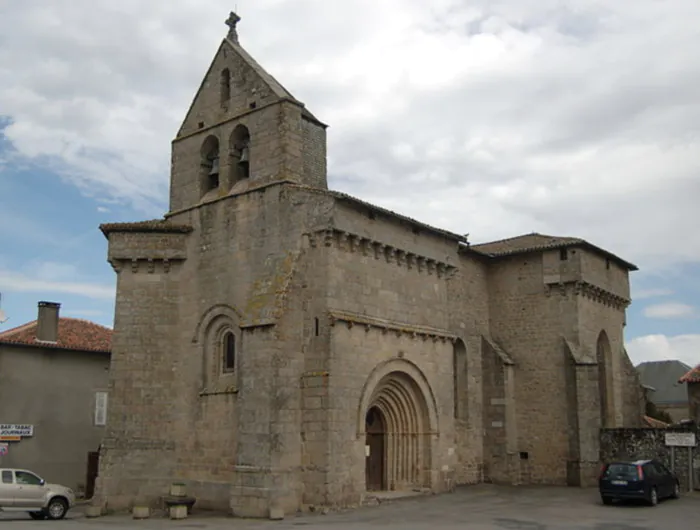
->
<box><xmin>132</xmin><ymin>506</ymin><xmax>150</xmax><ymax>519</ymax></box>
<box><xmin>169</xmin><ymin>505</ymin><xmax>188</xmax><ymax>520</ymax></box>
<box><xmin>84</xmin><ymin>505</ymin><xmax>102</xmax><ymax>518</ymax></box>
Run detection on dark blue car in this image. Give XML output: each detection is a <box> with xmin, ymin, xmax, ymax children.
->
<box><xmin>599</xmin><ymin>459</ymin><xmax>681</xmax><ymax>506</ymax></box>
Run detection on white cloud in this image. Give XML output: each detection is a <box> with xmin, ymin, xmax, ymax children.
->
<box><xmin>63</xmin><ymin>309</ymin><xmax>106</xmax><ymax>319</ymax></box>
<box><xmin>627</xmin><ymin>334</ymin><xmax>700</xmax><ymax>369</ymax></box>
<box><xmin>0</xmin><ymin>1</ymin><xmax>699</xmax><ymax>269</ymax></box>
<box><xmin>644</xmin><ymin>302</ymin><xmax>696</xmax><ymax>320</ymax></box>
<box><xmin>634</xmin><ymin>288</ymin><xmax>674</xmax><ymax>300</ymax></box>
<box><xmin>0</xmin><ymin>269</ymin><xmax>115</xmax><ymax>301</ymax></box>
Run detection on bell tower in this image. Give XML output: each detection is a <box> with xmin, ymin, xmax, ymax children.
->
<box><xmin>168</xmin><ymin>12</ymin><xmax>328</xmax><ymax>213</ymax></box>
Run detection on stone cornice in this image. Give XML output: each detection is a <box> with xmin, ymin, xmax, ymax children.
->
<box><xmin>100</xmin><ymin>220</ymin><xmax>193</xmax><ymax>236</ymax></box>
<box><xmin>307</xmin><ymin>228</ymin><xmax>458</xmax><ymax>279</ymax></box>
<box><xmin>108</xmin><ymin>257</ymin><xmax>182</xmax><ymax>274</ymax></box>
<box><xmin>328</xmin><ymin>309</ymin><xmax>457</xmax><ymax>342</ymax></box>
<box><xmin>545</xmin><ymin>280</ymin><xmax>630</xmax><ymax>310</ymax></box>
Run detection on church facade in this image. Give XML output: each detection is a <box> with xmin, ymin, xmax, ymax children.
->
<box><xmin>94</xmin><ymin>13</ymin><xmax>644</xmax><ymax>518</ymax></box>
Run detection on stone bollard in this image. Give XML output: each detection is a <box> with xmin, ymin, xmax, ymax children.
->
<box><xmin>170</xmin><ymin>483</ymin><xmax>187</xmax><ymax>497</ymax></box>
<box><xmin>169</xmin><ymin>504</ymin><xmax>188</xmax><ymax>520</ymax></box>
<box><xmin>269</xmin><ymin>507</ymin><xmax>284</xmax><ymax>520</ymax></box>
<box><xmin>132</xmin><ymin>506</ymin><xmax>150</xmax><ymax>519</ymax></box>
<box><xmin>85</xmin><ymin>505</ymin><xmax>102</xmax><ymax>518</ymax></box>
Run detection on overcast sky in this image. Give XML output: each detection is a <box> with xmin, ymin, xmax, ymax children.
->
<box><xmin>0</xmin><ymin>0</ymin><xmax>698</xmax><ymax>367</ymax></box>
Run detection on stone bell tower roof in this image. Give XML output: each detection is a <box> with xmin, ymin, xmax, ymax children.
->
<box><xmin>176</xmin><ymin>12</ymin><xmax>325</xmax><ymax>139</ymax></box>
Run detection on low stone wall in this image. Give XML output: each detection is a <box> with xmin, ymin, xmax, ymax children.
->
<box><xmin>600</xmin><ymin>427</ymin><xmax>699</xmax><ymax>492</ymax></box>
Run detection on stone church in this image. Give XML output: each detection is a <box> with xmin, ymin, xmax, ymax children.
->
<box><xmin>95</xmin><ymin>13</ymin><xmax>644</xmax><ymax>518</ymax></box>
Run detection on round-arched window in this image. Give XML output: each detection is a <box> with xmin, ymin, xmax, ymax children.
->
<box><xmin>222</xmin><ymin>331</ymin><xmax>236</xmax><ymax>373</ymax></box>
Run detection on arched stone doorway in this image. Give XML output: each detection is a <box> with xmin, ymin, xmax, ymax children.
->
<box><xmin>358</xmin><ymin>363</ymin><xmax>438</xmax><ymax>492</ymax></box>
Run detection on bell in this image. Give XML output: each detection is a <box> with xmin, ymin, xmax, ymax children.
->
<box><xmin>208</xmin><ymin>156</ymin><xmax>220</xmax><ymax>176</ymax></box>
<box><xmin>239</xmin><ymin>146</ymin><xmax>249</xmax><ymax>164</ymax></box>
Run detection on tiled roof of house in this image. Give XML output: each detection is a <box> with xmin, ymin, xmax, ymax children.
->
<box><xmin>679</xmin><ymin>364</ymin><xmax>700</xmax><ymax>384</ymax></box>
<box><xmin>470</xmin><ymin>233</ymin><xmax>638</xmax><ymax>271</ymax></box>
<box><xmin>0</xmin><ymin>317</ymin><xmax>112</xmax><ymax>353</ymax></box>
<box><xmin>637</xmin><ymin>360</ymin><xmax>692</xmax><ymax>404</ymax></box>
<box><xmin>643</xmin><ymin>415</ymin><xmax>670</xmax><ymax>428</ymax></box>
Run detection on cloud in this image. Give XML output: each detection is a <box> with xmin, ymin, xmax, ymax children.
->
<box><xmin>627</xmin><ymin>334</ymin><xmax>700</xmax><ymax>369</ymax></box>
<box><xmin>634</xmin><ymin>288</ymin><xmax>674</xmax><ymax>300</ymax></box>
<box><xmin>643</xmin><ymin>302</ymin><xmax>697</xmax><ymax>320</ymax></box>
<box><xmin>0</xmin><ymin>1</ymin><xmax>699</xmax><ymax>270</ymax></box>
<box><xmin>63</xmin><ymin>309</ymin><xmax>106</xmax><ymax>319</ymax></box>
<box><xmin>0</xmin><ymin>269</ymin><xmax>115</xmax><ymax>301</ymax></box>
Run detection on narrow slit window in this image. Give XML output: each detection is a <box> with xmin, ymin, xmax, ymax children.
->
<box><xmin>220</xmin><ymin>69</ymin><xmax>231</xmax><ymax>107</ymax></box>
<box><xmin>223</xmin><ymin>332</ymin><xmax>236</xmax><ymax>373</ymax></box>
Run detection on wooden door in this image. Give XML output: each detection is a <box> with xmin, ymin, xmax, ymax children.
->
<box><xmin>365</xmin><ymin>407</ymin><xmax>385</xmax><ymax>491</ymax></box>
<box><xmin>85</xmin><ymin>451</ymin><xmax>100</xmax><ymax>499</ymax></box>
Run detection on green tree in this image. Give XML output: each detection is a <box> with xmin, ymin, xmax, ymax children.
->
<box><xmin>645</xmin><ymin>401</ymin><xmax>674</xmax><ymax>425</ymax></box>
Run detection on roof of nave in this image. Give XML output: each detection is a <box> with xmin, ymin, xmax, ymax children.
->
<box><xmin>0</xmin><ymin>317</ymin><xmax>112</xmax><ymax>353</ymax></box>
<box><xmin>637</xmin><ymin>360</ymin><xmax>692</xmax><ymax>404</ymax></box>
<box><xmin>468</xmin><ymin>232</ymin><xmax>638</xmax><ymax>271</ymax></box>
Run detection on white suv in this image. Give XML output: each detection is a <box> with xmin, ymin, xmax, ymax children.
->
<box><xmin>0</xmin><ymin>468</ymin><xmax>75</xmax><ymax>520</ymax></box>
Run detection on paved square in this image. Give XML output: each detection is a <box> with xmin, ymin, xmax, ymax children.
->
<box><xmin>1</xmin><ymin>485</ymin><xmax>698</xmax><ymax>529</ymax></box>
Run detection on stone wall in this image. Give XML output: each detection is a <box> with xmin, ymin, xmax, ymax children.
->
<box><xmin>487</xmin><ymin>253</ymin><xmax>572</xmax><ymax>485</ymax></box>
<box><xmin>600</xmin><ymin>427</ymin><xmax>699</xmax><ymax>491</ymax></box>
<box><xmin>484</xmin><ymin>246</ymin><xmax>640</xmax><ymax>487</ymax></box>
<box><xmin>301</xmin><ymin>117</ymin><xmax>327</xmax><ymax>189</ymax></box>
<box><xmin>689</xmin><ymin>383</ymin><xmax>700</xmax><ymax>423</ymax></box>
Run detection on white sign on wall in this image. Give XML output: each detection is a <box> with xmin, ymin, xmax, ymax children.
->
<box><xmin>95</xmin><ymin>392</ymin><xmax>108</xmax><ymax>427</ymax></box>
<box><xmin>665</xmin><ymin>432</ymin><xmax>696</xmax><ymax>447</ymax></box>
<box><xmin>0</xmin><ymin>424</ymin><xmax>33</xmax><ymax>437</ymax></box>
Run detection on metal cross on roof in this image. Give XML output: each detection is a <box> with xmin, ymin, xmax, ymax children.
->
<box><xmin>226</xmin><ymin>11</ymin><xmax>241</xmax><ymax>43</ymax></box>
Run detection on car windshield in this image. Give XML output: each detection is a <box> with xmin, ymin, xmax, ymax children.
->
<box><xmin>604</xmin><ymin>464</ymin><xmax>639</xmax><ymax>480</ymax></box>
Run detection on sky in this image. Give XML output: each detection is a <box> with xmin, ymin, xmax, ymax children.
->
<box><xmin>0</xmin><ymin>0</ymin><xmax>698</xmax><ymax>368</ymax></box>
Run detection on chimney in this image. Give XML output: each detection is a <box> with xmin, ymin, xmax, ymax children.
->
<box><xmin>36</xmin><ymin>301</ymin><xmax>61</xmax><ymax>343</ymax></box>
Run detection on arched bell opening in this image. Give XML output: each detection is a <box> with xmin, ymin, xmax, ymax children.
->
<box><xmin>229</xmin><ymin>124</ymin><xmax>251</xmax><ymax>186</ymax></box>
<box><xmin>200</xmin><ymin>135</ymin><xmax>221</xmax><ymax>195</ymax></box>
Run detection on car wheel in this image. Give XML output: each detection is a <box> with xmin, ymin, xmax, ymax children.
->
<box><xmin>648</xmin><ymin>487</ymin><xmax>658</xmax><ymax>506</ymax></box>
<box><xmin>672</xmin><ymin>481</ymin><xmax>681</xmax><ymax>499</ymax></box>
<box><xmin>46</xmin><ymin>497</ymin><xmax>68</xmax><ymax>520</ymax></box>
<box><xmin>601</xmin><ymin>496</ymin><xmax>613</xmax><ymax>505</ymax></box>
<box><xmin>28</xmin><ymin>511</ymin><xmax>46</xmax><ymax>520</ymax></box>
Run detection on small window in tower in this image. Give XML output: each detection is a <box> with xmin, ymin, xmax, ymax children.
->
<box><xmin>220</xmin><ymin>69</ymin><xmax>231</xmax><ymax>108</ymax></box>
<box><xmin>559</xmin><ymin>248</ymin><xmax>568</xmax><ymax>261</ymax></box>
<box><xmin>222</xmin><ymin>331</ymin><xmax>236</xmax><ymax>373</ymax></box>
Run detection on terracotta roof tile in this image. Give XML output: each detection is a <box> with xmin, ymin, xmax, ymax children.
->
<box><xmin>643</xmin><ymin>415</ymin><xmax>671</xmax><ymax>428</ymax></box>
<box><xmin>470</xmin><ymin>232</ymin><xmax>638</xmax><ymax>271</ymax></box>
<box><xmin>679</xmin><ymin>364</ymin><xmax>700</xmax><ymax>383</ymax></box>
<box><xmin>0</xmin><ymin>317</ymin><xmax>111</xmax><ymax>353</ymax></box>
